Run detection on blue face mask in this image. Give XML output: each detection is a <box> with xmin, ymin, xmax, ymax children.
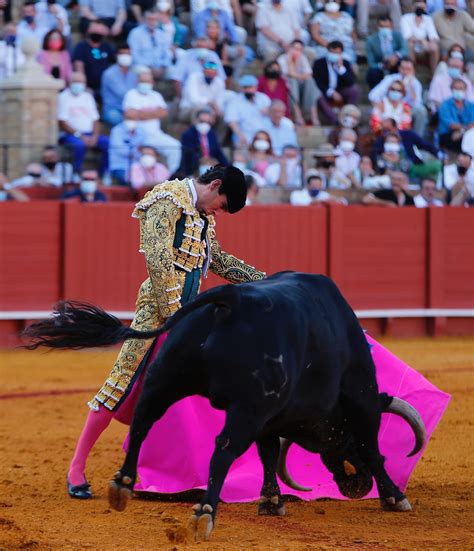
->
<box><xmin>70</xmin><ymin>82</ymin><xmax>85</xmax><ymax>96</ymax></box>
<box><xmin>448</xmin><ymin>67</ymin><xmax>462</xmax><ymax>79</ymax></box>
<box><xmin>308</xmin><ymin>189</ymin><xmax>320</xmax><ymax>198</ymax></box>
<box><xmin>388</xmin><ymin>90</ymin><xmax>403</xmax><ymax>102</ymax></box>
<box><xmin>327</xmin><ymin>52</ymin><xmax>340</xmax><ymax>63</ymax></box>
<box><xmin>452</xmin><ymin>89</ymin><xmax>466</xmax><ymax>101</ymax></box>
<box><xmin>137</xmin><ymin>82</ymin><xmax>153</xmax><ymax>95</ymax></box>
<box><xmin>379</xmin><ymin>27</ymin><xmax>392</xmax><ymax>39</ymax></box>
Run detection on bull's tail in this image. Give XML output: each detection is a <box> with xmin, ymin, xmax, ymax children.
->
<box><xmin>22</xmin><ymin>284</ymin><xmax>241</xmax><ymax>351</ymax></box>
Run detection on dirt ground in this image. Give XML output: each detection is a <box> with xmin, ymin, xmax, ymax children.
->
<box><xmin>0</xmin><ymin>338</ymin><xmax>473</xmax><ymax>551</ymax></box>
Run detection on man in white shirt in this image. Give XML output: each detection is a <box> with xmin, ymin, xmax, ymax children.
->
<box><xmin>262</xmin><ymin>100</ymin><xmax>298</xmax><ymax>156</ymax></box>
<box><xmin>224</xmin><ymin>74</ymin><xmax>271</xmax><ymax>147</ymax></box>
<box><xmin>282</xmin><ymin>0</ymin><xmax>312</xmax><ymax>44</ymax></box>
<box><xmin>256</xmin><ymin>0</ymin><xmax>301</xmax><ymax>61</ymax></box>
<box><xmin>35</xmin><ymin>0</ymin><xmax>71</xmax><ymax>38</ymax></box>
<box><xmin>400</xmin><ymin>1</ymin><xmax>439</xmax><ymax>72</ymax></box>
<box><xmin>58</xmin><ymin>72</ymin><xmax>109</xmax><ymax>175</ymax></box>
<box><xmin>264</xmin><ymin>144</ymin><xmax>303</xmax><ymax>188</ymax></box>
<box><xmin>0</xmin><ymin>23</ymin><xmax>25</xmax><ymax>80</ymax></box>
<box><xmin>368</xmin><ymin>57</ymin><xmax>428</xmax><ymax>136</ymax></box>
<box><xmin>180</xmin><ymin>60</ymin><xmax>226</xmax><ymax>119</ymax></box>
<box><xmin>290</xmin><ymin>172</ymin><xmax>346</xmax><ymax>205</ymax></box>
<box><xmin>414</xmin><ymin>177</ymin><xmax>444</xmax><ymax>206</ymax></box>
<box><xmin>123</xmin><ymin>70</ymin><xmax>181</xmax><ymax>173</ymax></box>
<box><xmin>443</xmin><ymin>152</ymin><xmax>474</xmax><ymax>195</ymax></box>
<box><xmin>16</xmin><ymin>1</ymin><xmax>49</xmax><ymax>47</ymax></box>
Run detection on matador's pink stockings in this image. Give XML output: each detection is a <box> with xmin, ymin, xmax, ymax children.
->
<box><xmin>68</xmin><ymin>407</ymin><xmax>115</xmax><ymax>486</ymax></box>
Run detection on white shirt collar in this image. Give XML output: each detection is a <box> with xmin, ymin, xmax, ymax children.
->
<box><xmin>187</xmin><ymin>177</ymin><xmax>198</xmax><ymax>207</ymax></box>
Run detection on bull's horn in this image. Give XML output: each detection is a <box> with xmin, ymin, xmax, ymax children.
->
<box><xmin>384</xmin><ymin>397</ymin><xmax>427</xmax><ymax>457</ymax></box>
<box><xmin>276</xmin><ymin>438</ymin><xmax>312</xmax><ymax>492</ymax></box>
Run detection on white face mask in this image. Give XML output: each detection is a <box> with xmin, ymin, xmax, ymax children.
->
<box><xmin>339</xmin><ymin>140</ymin><xmax>355</xmax><ymax>152</ymax></box>
<box><xmin>137</xmin><ymin>82</ymin><xmax>153</xmax><ymax>95</ymax></box>
<box><xmin>341</xmin><ymin>116</ymin><xmax>356</xmax><ymax>128</ymax></box>
<box><xmin>70</xmin><ymin>82</ymin><xmax>85</xmax><ymax>96</ymax></box>
<box><xmin>80</xmin><ymin>180</ymin><xmax>97</xmax><ymax>194</ymax></box>
<box><xmin>117</xmin><ymin>53</ymin><xmax>132</xmax><ymax>67</ymax></box>
<box><xmin>195</xmin><ymin>122</ymin><xmax>211</xmax><ymax>134</ymax></box>
<box><xmin>124</xmin><ymin>119</ymin><xmax>137</xmax><ymax>131</ymax></box>
<box><xmin>325</xmin><ymin>1</ymin><xmax>340</xmax><ymax>13</ymax></box>
<box><xmin>140</xmin><ymin>154</ymin><xmax>156</xmax><ymax>168</ymax></box>
<box><xmin>384</xmin><ymin>142</ymin><xmax>400</xmax><ymax>153</ymax></box>
<box><xmin>253</xmin><ymin>139</ymin><xmax>270</xmax><ymax>152</ymax></box>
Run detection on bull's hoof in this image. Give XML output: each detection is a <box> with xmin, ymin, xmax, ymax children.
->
<box><xmin>257</xmin><ymin>495</ymin><xmax>286</xmax><ymax>516</ymax></box>
<box><xmin>108</xmin><ymin>471</ymin><xmax>133</xmax><ymax>512</ymax></box>
<box><xmin>187</xmin><ymin>503</ymin><xmax>214</xmax><ymax>541</ymax></box>
<box><xmin>381</xmin><ymin>496</ymin><xmax>413</xmax><ymax>512</ymax></box>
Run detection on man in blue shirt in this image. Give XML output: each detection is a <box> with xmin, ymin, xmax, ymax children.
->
<box><xmin>109</xmin><ymin>116</ymin><xmax>147</xmax><ymax>185</ymax></box>
<box><xmin>101</xmin><ymin>44</ymin><xmax>138</xmax><ymax>126</ymax></box>
<box><xmin>439</xmin><ymin>78</ymin><xmax>474</xmax><ymax>152</ymax></box>
<box><xmin>193</xmin><ymin>0</ymin><xmax>240</xmax><ymax>45</ymax></box>
<box><xmin>127</xmin><ymin>8</ymin><xmax>171</xmax><ymax>78</ymax></box>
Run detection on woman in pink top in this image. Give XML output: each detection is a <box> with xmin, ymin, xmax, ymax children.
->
<box><xmin>130</xmin><ymin>146</ymin><xmax>170</xmax><ymax>190</ymax></box>
<box><xmin>37</xmin><ymin>30</ymin><xmax>72</xmax><ymax>86</ymax></box>
<box><xmin>257</xmin><ymin>61</ymin><xmax>291</xmax><ymax>117</ymax></box>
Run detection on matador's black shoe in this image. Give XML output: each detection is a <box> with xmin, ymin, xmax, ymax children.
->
<box><xmin>67</xmin><ymin>477</ymin><xmax>92</xmax><ymax>499</ymax></box>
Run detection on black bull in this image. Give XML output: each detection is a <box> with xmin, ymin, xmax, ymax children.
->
<box><xmin>24</xmin><ymin>271</ymin><xmax>426</xmax><ymax>541</ymax></box>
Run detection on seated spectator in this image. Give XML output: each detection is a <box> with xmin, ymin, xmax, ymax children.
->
<box><xmin>17</xmin><ymin>1</ymin><xmax>49</xmax><ymax>47</ymax></box>
<box><xmin>277</xmin><ymin>40</ymin><xmax>320</xmax><ymax>125</ymax></box>
<box><xmin>312</xmin><ymin>41</ymin><xmax>359</xmax><ymax>126</ymax></box>
<box><xmin>0</xmin><ymin>172</ymin><xmax>29</xmax><ymax>202</ymax></box>
<box><xmin>369</xmin><ymin>57</ymin><xmax>427</xmax><ymax>137</ymax></box>
<box><xmin>35</xmin><ymin>0</ymin><xmax>71</xmax><ymax>39</ymax></box>
<box><xmin>156</xmin><ymin>1</ymin><xmax>188</xmax><ymax>52</ymax></box>
<box><xmin>245</xmin><ymin>174</ymin><xmax>260</xmax><ymax>205</ymax></box>
<box><xmin>282</xmin><ymin>0</ymin><xmax>312</xmax><ymax>45</ymax></box>
<box><xmin>38</xmin><ymin>30</ymin><xmax>72</xmax><ymax>85</ymax></box>
<box><xmin>444</xmin><ymin>151</ymin><xmax>474</xmax><ymax>196</ymax></box>
<box><xmin>172</xmin><ymin>36</ymin><xmax>226</xmax><ymax>97</ymax></box>
<box><xmin>130</xmin><ymin>145</ymin><xmax>170</xmax><ymax>189</ymax></box>
<box><xmin>312</xmin><ymin>142</ymin><xmax>351</xmax><ymax>189</ymax></box>
<box><xmin>366</xmin><ymin>15</ymin><xmax>409</xmax><ymax>89</ymax></box>
<box><xmin>194</xmin><ymin>0</ymin><xmax>246</xmax><ymax>45</ymax></box>
<box><xmin>328</xmin><ymin>104</ymin><xmax>362</xmax><ymax>147</ymax></box>
<box><xmin>373</xmin><ymin>117</ymin><xmax>441</xmax><ymax>179</ymax></box>
<box><xmin>109</xmin><ymin>116</ymin><xmax>147</xmax><ymax>185</ymax></box>
<box><xmin>432</xmin><ymin>0</ymin><xmax>474</xmax><ymax>56</ymax></box>
<box><xmin>264</xmin><ymin>144</ymin><xmax>303</xmax><ymax>188</ymax></box>
<box><xmin>432</xmin><ymin>42</ymin><xmax>468</xmax><ymax>77</ymax></box>
<box><xmin>428</xmin><ymin>55</ymin><xmax>474</xmax><ymax>113</ymax></box>
<box><xmin>450</xmin><ymin>175</ymin><xmax>474</xmax><ymax>205</ymax></box>
<box><xmin>40</xmin><ymin>146</ymin><xmax>73</xmax><ymax>186</ymax></box>
<box><xmin>224</xmin><ymin>74</ymin><xmax>271</xmax><ymax>147</ymax></box>
<box><xmin>262</xmin><ymin>99</ymin><xmax>298</xmax><ymax>156</ymax></box>
<box><xmin>356</xmin><ymin>0</ymin><xmax>402</xmax><ymax>38</ymax></box>
<box><xmin>310</xmin><ymin>0</ymin><xmax>356</xmax><ymax>65</ymax></box>
<box><xmin>6</xmin><ymin>162</ymin><xmax>52</xmax><ymax>188</ymax></box>
<box><xmin>255</xmin><ymin>0</ymin><xmax>301</xmax><ymax>62</ymax></box>
<box><xmin>101</xmin><ymin>44</ymin><xmax>138</xmax><ymax>126</ymax></box>
<box><xmin>0</xmin><ymin>23</ymin><xmax>26</xmax><ymax>80</ymax></box>
<box><xmin>78</xmin><ymin>0</ymin><xmax>128</xmax><ymax>37</ymax></box>
<box><xmin>414</xmin><ymin>177</ymin><xmax>444</xmax><ymax>206</ymax></box>
<box><xmin>180</xmin><ymin>59</ymin><xmax>226</xmax><ymax>120</ymax></box>
<box><xmin>179</xmin><ymin>108</ymin><xmax>229</xmax><ymax>176</ymax></box>
<box><xmin>461</xmin><ymin>127</ymin><xmax>474</xmax><ymax>156</ymax></box>
<box><xmin>257</xmin><ymin>60</ymin><xmax>290</xmax><ymax>118</ymax></box>
<box><xmin>72</xmin><ymin>21</ymin><xmax>115</xmax><ymax>96</ymax></box>
<box><xmin>127</xmin><ymin>8</ymin><xmax>172</xmax><ymax>79</ymax></box>
<box><xmin>335</xmin><ymin>128</ymin><xmax>361</xmax><ymax>184</ymax></box>
<box><xmin>370</xmin><ymin>80</ymin><xmax>412</xmax><ymax>133</ymax></box>
<box><xmin>362</xmin><ymin>170</ymin><xmax>415</xmax><ymax>206</ymax></box>
<box><xmin>401</xmin><ymin>1</ymin><xmax>439</xmax><ymax>73</ymax></box>
<box><xmin>247</xmin><ymin>131</ymin><xmax>279</xmax><ymax>178</ymax></box>
<box><xmin>374</xmin><ymin>131</ymin><xmax>412</xmax><ymax>174</ymax></box>
<box><xmin>123</xmin><ymin>70</ymin><xmax>181</xmax><ymax>173</ymax></box>
<box><xmin>61</xmin><ymin>170</ymin><xmax>107</xmax><ymax>202</ymax></box>
<box><xmin>439</xmin><ymin>78</ymin><xmax>474</xmax><ymax>152</ymax></box>
<box><xmin>290</xmin><ymin>172</ymin><xmax>347</xmax><ymax>205</ymax></box>
<box><xmin>354</xmin><ymin>155</ymin><xmax>392</xmax><ymax>189</ymax></box>
<box><xmin>58</xmin><ymin>72</ymin><xmax>109</xmax><ymax>175</ymax></box>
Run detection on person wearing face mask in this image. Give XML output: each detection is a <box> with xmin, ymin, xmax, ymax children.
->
<box><xmin>335</xmin><ymin>128</ymin><xmax>361</xmax><ymax>184</ymax></box>
<box><xmin>16</xmin><ymin>1</ymin><xmax>50</xmax><ymax>47</ymax></box>
<box><xmin>312</xmin><ymin>41</ymin><xmax>359</xmax><ymax>126</ymax></box>
<box><xmin>180</xmin><ymin>109</ymin><xmax>229</xmax><ymax>176</ymax></box>
<box><xmin>225</xmin><ymin>74</ymin><xmax>272</xmax><ymax>148</ymax></box>
<box><xmin>310</xmin><ymin>0</ymin><xmax>357</xmax><ymax>65</ymax></box>
<box><xmin>38</xmin><ymin>29</ymin><xmax>72</xmax><ymax>85</ymax></box>
<box><xmin>433</xmin><ymin>0</ymin><xmax>474</xmax><ymax>56</ymax></box>
<box><xmin>40</xmin><ymin>146</ymin><xmax>73</xmax><ymax>186</ymax></box>
<box><xmin>374</xmin><ymin>132</ymin><xmax>411</xmax><ymax>175</ymax></box>
<box><xmin>129</xmin><ymin>145</ymin><xmax>170</xmax><ymax>190</ymax></box>
<box><xmin>0</xmin><ymin>23</ymin><xmax>26</xmax><ymax>80</ymax></box>
<box><xmin>400</xmin><ymin>2</ymin><xmax>440</xmax><ymax>72</ymax></box>
<box><xmin>429</xmin><ymin>56</ymin><xmax>474</xmax><ymax>113</ymax></box>
<box><xmin>101</xmin><ymin>44</ymin><xmax>138</xmax><ymax>126</ymax></box>
<box><xmin>264</xmin><ymin>144</ymin><xmax>304</xmax><ymax>188</ymax></box>
<box><xmin>58</xmin><ymin>72</ymin><xmax>110</xmax><ymax>175</ymax></box>
<box><xmin>370</xmin><ymin>80</ymin><xmax>412</xmax><ymax>134</ymax></box>
<box><xmin>257</xmin><ymin>60</ymin><xmax>291</xmax><ymax>119</ymax></box>
<box><xmin>247</xmin><ymin>131</ymin><xmax>278</xmax><ymax>178</ymax></box>
<box><xmin>443</xmin><ymin>152</ymin><xmax>474</xmax><ymax>198</ymax></box>
<box><xmin>255</xmin><ymin>0</ymin><xmax>301</xmax><ymax>61</ymax></box>
<box><xmin>328</xmin><ymin>104</ymin><xmax>367</xmax><ymax>152</ymax></box>
<box><xmin>35</xmin><ymin>0</ymin><xmax>71</xmax><ymax>39</ymax></box>
<box><xmin>366</xmin><ymin>15</ymin><xmax>409</xmax><ymax>90</ymax></box>
<box><xmin>78</xmin><ymin>0</ymin><xmax>128</xmax><ymax>37</ymax></box>
<box><xmin>109</xmin><ymin>116</ymin><xmax>147</xmax><ymax>185</ymax></box>
<box><xmin>363</xmin><ymin>170</ymin><xmax>415</xmax><ymax>207</ymax></box>
<box><xmin>180</xmin><ymin>60</ymin><xmax>226</xmax><ymax>120</ymax></box>
<box><xmin>357</xmin><ymin>0</ymin><xmax>402</xmax><ymax>39</ymax></box>
<box><xmin>123</xmin><ymin>70</ymin><xmax>182</xmax><ymax>174</ymax></box>
<box><xmin>439</xmin><ymin>79</ymin><xmax>474</xmax><ymax>152</ymax></box>
<box><xmin>72</xmin><ymin>21</ymin><xmax>115</xmax><ymax>96</ymax></box>
<box><xmin>290</xmin><ymin>171</ymin><xmax>347</xmax><ymax>205</ymax></box>
<box><xmin>60</xmin><ymin>170</ymin><xmax>107</xmax><ymax>202</ymax></box>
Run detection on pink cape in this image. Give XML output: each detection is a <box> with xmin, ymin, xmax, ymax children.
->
<box><xmin>124</xmin><ymin>335</ymin><xmax>450</xmax><ymax>502</ymax></box>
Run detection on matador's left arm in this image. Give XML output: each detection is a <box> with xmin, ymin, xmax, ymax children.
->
<box><xmin>207</xmin><ymin>217</ymin><xmax>266</xmax><ymax>283</ymax></box>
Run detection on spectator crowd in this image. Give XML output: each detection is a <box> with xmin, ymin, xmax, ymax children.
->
<box><xmin>0</xmin><ymin>0</ymin><xmax>473</xmax><ymax>207</ymax></box>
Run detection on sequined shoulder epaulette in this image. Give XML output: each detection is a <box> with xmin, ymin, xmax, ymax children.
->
<box><xmin>132</xmin><ymin>179</ymin><xmax>196</xmax><ymax>218</ymax></box>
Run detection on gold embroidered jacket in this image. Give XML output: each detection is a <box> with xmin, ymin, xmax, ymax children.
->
<box><xmin>88</xmin><ymin>178</ymin><xmax>265</xmax><ymax>412</ymax></box>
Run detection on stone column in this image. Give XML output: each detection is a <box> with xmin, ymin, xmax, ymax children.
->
<box><xmin>0</xmin><ymin>37</ymin><xmax>64</xmax><ymax>179</ymax></box>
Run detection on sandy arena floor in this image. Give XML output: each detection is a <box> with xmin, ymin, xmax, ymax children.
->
<box><xmin>0</xmin><ymin>338</ymin><xmax>473</xmax><ymax>550</ymax></box>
